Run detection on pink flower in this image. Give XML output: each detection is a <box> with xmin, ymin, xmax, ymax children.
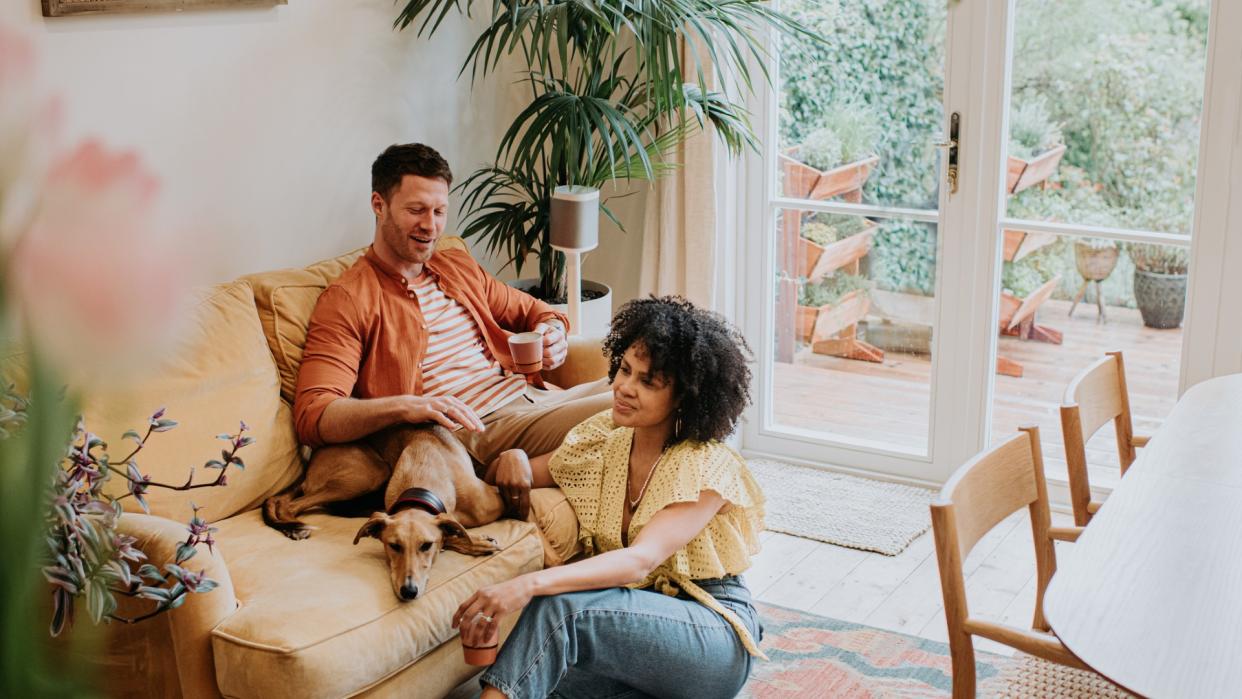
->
<box><xmin>8</xmin><ymin>140</ymin><xmax>193</xmax><ymax>378</ymax></box>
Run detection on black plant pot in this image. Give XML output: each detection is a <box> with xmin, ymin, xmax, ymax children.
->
<box><xmin>1133</xmin><ymin>269</ymin><xmax>1188</xmax><ymax>329</ymax></box>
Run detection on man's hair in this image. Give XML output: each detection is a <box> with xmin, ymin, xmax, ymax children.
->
<box><xmin>603</xmin><ymin>296</ymin><xmax>754</xmax><ymax>446</ymax></box>
<box><xmin>371</xmin><ymin>144</ymin><xmax>453</xmax><ymax>200</ymax></box>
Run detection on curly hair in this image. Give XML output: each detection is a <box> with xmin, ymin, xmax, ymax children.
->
<box><xmin>603</xmin><ymin>296</ymin><xmax>753</xmax><ymax>445</ymax></box>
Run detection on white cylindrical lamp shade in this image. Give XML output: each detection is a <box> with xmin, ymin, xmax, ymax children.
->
<box><xmin>550</xmin><ymin>185</ymin><xmax>600</xmax><ymax>252</ymax></box>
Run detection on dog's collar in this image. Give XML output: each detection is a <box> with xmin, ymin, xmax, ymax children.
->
<box><xmin>388</xmin><ymin>487</ymin><xmax>447</xmax><ymax>517</ymax></box>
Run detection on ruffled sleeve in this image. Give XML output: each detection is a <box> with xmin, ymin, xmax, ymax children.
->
<box><xmin>548</xmin><ymin>409</ymin><xmax>616</xmax><ymax>555</ymax></box>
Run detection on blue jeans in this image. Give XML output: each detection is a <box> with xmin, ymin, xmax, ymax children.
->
<box><xmin>480</xmin><ymin>576</ymin><xmax>763</xmax><ymax>699</ymax></box>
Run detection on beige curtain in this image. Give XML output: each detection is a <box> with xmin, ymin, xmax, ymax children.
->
<box><xmin>639</xmin><ymin>41</ymin><xmax>718</xmax><ymax>310</ymax></box>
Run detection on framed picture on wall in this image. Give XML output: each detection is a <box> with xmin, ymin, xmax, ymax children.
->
<box><xmin>42</xmin><ymin>0</ymin><xmax>286</xmax><ymax>17</ymax></box>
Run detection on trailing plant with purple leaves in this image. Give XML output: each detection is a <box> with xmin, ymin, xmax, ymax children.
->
<box><xmin>41</xmin><ymin>408</ymin><xmax>252</xmax><ymax>636</ymax></box>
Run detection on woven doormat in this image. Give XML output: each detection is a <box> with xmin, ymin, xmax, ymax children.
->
<box><xmin>747</xmin><ymin>459</ymin><xmax>936</xmax><ymax>556</ymax></box>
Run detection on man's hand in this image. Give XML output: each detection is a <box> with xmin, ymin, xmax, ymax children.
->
<box><xmin>488</xmin><ymin>448</ymin><xmax>532</xmax><ymax>519</ymax></box>
<box><xmin>534</xmin><ymin>320</ymin><xmax>568</xmax><ymax>370</ymax></box>
<box><xmin>403</xmin><ymin>395</ymin><xmax>485</xmax><ymax>433</ymax></box>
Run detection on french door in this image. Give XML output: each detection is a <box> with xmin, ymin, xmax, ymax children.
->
<box><xmin>735</xmin><ymin>0</ymin><xmax>1228</xmax><ymax>488</ymax></box>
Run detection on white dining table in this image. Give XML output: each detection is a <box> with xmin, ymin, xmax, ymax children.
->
<box><xmin>1043</xmin><ymin>373</ymin><xmax>1242</xmax><ymax>698</ymax></box>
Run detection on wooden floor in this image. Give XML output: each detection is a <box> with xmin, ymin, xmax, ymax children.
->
<box><xmin>747</xmin><ymin>511</ymin><xmax>1076</xmax><ymax>659</ymax></box>
<box><xmin>775</xmin><ymin>298</ymin><xmax>1182</xmax><ymax>488</ymax></box>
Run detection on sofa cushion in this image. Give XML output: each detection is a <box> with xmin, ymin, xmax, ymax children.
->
<box><xmin>244</xmin><ymin>237</ymin><xmax>471</xmax><ymax>405</ymax></box>
<box><xmin>241</xmin><ymin>248</ymin><xmax>366</xmax><ymax>405</ymax></box>
<box><xmin>210</xmin><ymin>510</ymin><xmax>543</xmax><ymax>699</ymax></box>
<box><xmin>82</xmin><ymin>281</ymin><xmax>302</xmax><ymax>522</ymax></box>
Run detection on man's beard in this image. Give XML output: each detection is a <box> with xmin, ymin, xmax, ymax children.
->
<box><xmin>383</xmin><ymin>218</ymin><xmax>433</xmax><ymax>264</ymax></box>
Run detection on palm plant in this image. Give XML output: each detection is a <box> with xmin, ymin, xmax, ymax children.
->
<box><xmin>394</xmin><ymin>0</ymin><xmax>816</xmax><ymax>299</ymax></box>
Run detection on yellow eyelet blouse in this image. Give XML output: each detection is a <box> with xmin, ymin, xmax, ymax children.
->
<box><xmin>548</xmin><ymin>410</ymin><xmax>768</xmax><ymax>658</ymax></box>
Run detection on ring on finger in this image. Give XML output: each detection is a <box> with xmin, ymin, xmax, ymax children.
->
<box><xmin>474</xmin><ymin>612</ymin><xmax>494</xmax><ymax>623</ymax></box>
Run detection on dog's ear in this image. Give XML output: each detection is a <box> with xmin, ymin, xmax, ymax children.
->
<box><xmin>434</xmin><ymin>514</ymin><xmax>500</xmax><ymax>557</ymax></box>
<box><xmin>353</xmin><ymin>512</ymin><xmax>390</xmax><ymax>545</ymax></box>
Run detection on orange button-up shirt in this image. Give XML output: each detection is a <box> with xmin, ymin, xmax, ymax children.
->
<box><xmin>292</xmin><ymin>246</ymin><xmax>568</xmax><ymax>447</ymax></box>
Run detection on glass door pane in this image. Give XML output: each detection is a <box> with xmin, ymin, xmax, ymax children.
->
<box><xmin>991</xmin><ymin>0</ymin><xmax>1210</xmax><ymax>485</ymax></box>
<box><xmin>768</xmin><ymin>0</ymin><xmax>945</xmax><ymax>456</ymax></box>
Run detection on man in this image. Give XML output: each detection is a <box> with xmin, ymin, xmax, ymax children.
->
<box><xmin>293</xmin><ymin>143</ymin><xmax>612</xmax><ymax>514</ymax></box>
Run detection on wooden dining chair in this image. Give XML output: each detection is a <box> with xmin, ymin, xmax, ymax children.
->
<box><xmin>1059</xmin><ymin>350</ymin><xmax>1151</xmax><ymax>526</ymax></box>
<box><xmin>930</xmin><ymin>426</ymin><xmax>1090</xmax><ymax>699</ymax></box>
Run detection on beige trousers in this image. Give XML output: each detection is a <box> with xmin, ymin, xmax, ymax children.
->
<box><xmin>453</xmin><ymin>377</ymin><xmax>613</xmax><ymax>470</ymax></box>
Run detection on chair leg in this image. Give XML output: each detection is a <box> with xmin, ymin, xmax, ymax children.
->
<box><xmin>948</xmin><ymin>631</ymin><xmax>977</xmax><ymax>699</ymax></box>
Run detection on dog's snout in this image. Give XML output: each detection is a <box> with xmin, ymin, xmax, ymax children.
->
<box><xmin>399</xmin><ymin>580</ymin><xmax>419</xmax><ymax>601</ymax></box>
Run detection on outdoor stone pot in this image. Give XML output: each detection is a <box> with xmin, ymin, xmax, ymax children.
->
<box><xmin>1133</xmin><ymin>269</ymin><xmax>1187</xmax><ymax>329</ymax></box>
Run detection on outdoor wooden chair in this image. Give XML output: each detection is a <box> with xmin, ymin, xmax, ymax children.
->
<box><xmin>1059</xmin><ymin>351</ymin><xmax>1151</xmax><ymax>526</ymax></box>
<box><xmin>930</xmin><ymin>426</ymin><xmax>1089</xmax><ymax>699</ymax></box>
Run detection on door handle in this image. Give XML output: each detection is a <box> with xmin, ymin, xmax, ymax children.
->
<box><xmin>934</xmin><ymin>112</ymin><xmax>960</xmax><ymax>195</ymax></box>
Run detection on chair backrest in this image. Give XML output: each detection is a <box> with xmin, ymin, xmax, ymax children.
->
<box><xmin>931</xmin><ymin>426</ymin><xmax>1072</xmax><ymax>698</ymax></box>
<box><xmin>1059</xmin><ymin>350</ymin><xmax>1137</xmax><ymax>525</ymax></box>
<box><xmin>932</xmin><ymin>427</ymin><xmax>1055</xmax><ymax>591</ymax></box>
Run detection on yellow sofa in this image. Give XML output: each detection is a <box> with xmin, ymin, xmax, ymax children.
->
<box><xmin>84</xmin><ymin>238</ymin><xmax>604</xmax><ymax>698</ymax></box>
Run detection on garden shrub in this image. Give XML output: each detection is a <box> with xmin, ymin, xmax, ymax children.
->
<box><xmin>798</xmin><ymin>272</ymin><xmax>871</xmax><ymax>308</ymax></box>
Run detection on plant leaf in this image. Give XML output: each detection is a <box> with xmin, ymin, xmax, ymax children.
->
<box><xmin>175</xmin><ymin>542</ymin><xmax>197</xmax><ymax>565</ymax></box>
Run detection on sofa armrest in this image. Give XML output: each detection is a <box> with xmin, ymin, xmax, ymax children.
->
<box><xmin>542</xmin><ymin>335</ymin><xmax>609</xmax><ymax>389</ymax></box>
<box><xmin>115</xmin><ymin>513</ymin><xmax>237</xmax><ymax>699</ymax></box>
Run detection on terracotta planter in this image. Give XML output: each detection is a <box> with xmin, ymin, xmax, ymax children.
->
<box><xmin>1006</xmin><ymin>144</ymin><xmax>1067</xmax><ymax>194</ymax></box>
<box><xmin>1133</xmin><ymin>269</ymin><xmax>1187</xmax><ymax>329</ymax></box>
<box><xmin>1074</xmin><ymin>243</ymin><xmax>1119</xmax><ymax>282</ymax></box>
<box><xmin>781</xmin><ymin>151</ymin><xmax>880</xmax><ymax>202</ymax></box>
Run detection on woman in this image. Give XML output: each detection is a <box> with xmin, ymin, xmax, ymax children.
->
<box><xmin>453</xmin><ymin>296</ymin><xmax>766</xmax><ymax>699</ymax></box>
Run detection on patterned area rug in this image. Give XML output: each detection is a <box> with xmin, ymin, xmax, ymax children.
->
<box><xmin>747</xmin><ymin>459</ymin><xmax>936</xmax><ymax>555</ymax></box>
<box><xmin>742</xmin><ymin>602</ymin><xmax>1002</xmax><ymax>698</ymax></box>
<box><xmin>744</xmin><ymin>603</ymin><xmax>1134</xmax><ymax>698</ymax></box>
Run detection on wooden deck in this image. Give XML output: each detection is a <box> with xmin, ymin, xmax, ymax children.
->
<box><xmin>773</xmin><ymin>298</ymin><xmax>1183</xmax><ymax>486</ymax></box>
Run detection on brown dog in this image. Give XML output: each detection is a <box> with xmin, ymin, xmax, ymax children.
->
<box><xmin>263</xmin><ymin>424</ymin><xmax>506</xmax><ymax>601</ymax></box>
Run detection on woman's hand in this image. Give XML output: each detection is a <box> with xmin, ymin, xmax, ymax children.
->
<box><xmin>489</xmin><ymin>449</ymin><xmax>532</xmax><ymax>519</ymax></box>
<box><xmin>453</xmin><ymin>576</ymin><xmax>536</xmax><ymax>647</ymax></box>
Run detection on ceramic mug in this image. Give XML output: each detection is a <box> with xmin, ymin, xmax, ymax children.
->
<box><xmin>462</xmin><ymin>625</ymin><xmax>499</xmax><ymax>666</ymax></box>
<box><xmin>508</xmin><ymin>331</ymin><xmax>544</xmax><ymax>374</ymax></box>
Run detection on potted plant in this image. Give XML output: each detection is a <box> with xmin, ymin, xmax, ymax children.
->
<box><xmin>1007</xmin><ymin>98</ymin><xmax>1067</xmax><ymax>194</ymax></box>
<box><xmin>394</xmin><ymin>1</ymin><xmax>815</xmax><ymax>322</ymax></box>
<box><xmin>1070</xmin><ymin>238</ymin><xmax>1119</xmax><ymax>319</ymax></box>
<box><xmin>796</xmin><ymin>273</ymin><xmax>872</xmax><ymax>343</ymax></box>
<box><xmin>782</xmin><ymin>103</ymin><xmax>881</xmax><ymax>201</ymax></box>
<box><xmin>1129</xmin><ymin>243</ymin><xmax>1190</xmax><ymax>329</ymax></box>
<box><xmin>797</xmin><ymin>214</ymin><xmax>878</xmax><ymax>281</ymax></box>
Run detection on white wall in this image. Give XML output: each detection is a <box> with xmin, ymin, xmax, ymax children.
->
<box><xmin>10</xmin><ymin>0</ymin><xmax>648</xmax><ymax>300</ymax></box>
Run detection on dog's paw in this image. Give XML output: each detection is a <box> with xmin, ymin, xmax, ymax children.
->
<box><xmin>283</xmin><ymin>527</ymin><xmax>312</xmax><ymax>541</ymax></box>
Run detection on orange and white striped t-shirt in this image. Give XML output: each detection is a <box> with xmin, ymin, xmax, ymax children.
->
<box><xmin>409</xmin><ymin>272</ymin><xmax>527</xmax><ymax>418</ymax></box>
